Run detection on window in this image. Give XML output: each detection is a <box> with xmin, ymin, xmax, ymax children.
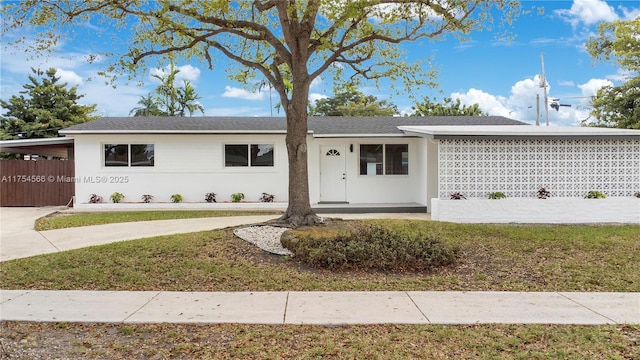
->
<box><xmin>359</xmin><ymin>144</ymin><xmax>408</xmax><ymax>175</ymax></box>
<box><xmin>225</xmin><ymin>144</ymin><xmax>274</xmax><ymax>167</ymax></box>
<box><xmin>104</xmin><ymin>144</ymin><xmax>154</xmax><ymax>167</ymax></box>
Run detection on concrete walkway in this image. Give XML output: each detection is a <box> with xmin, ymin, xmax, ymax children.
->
<box><xmin>2</xmin><ymin>290</ymin><xmax>638</xmax><ymax>325</ymax></box>
<box><xmin>0</xmin><ymin>207</ymin><xmax>429</xmax><ymax>262</ymax></box>
<box><xmin>1</xmin><ymin>207</ymin><xmax>638</xmax><ymax>325</ymax></box>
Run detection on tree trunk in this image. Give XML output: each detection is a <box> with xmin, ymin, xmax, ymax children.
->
<box><xmin>279</xmin><ymin>83</ymin><xmax>322</xmax><ymax>227</ymax></box>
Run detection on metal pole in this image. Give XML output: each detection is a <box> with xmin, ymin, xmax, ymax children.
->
<box><xmin>540</xmin><ymin>53</ymin><xmax>550</xmax><ymax>126</ymax></box>
<box><xmin>536</xmin><ymin>94</ymin><xmax>540</xmax><ymax>126</ymax></box>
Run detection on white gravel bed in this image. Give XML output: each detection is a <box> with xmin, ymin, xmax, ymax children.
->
<box><xmin>233</xmin><ymin>225</ymin><xmax>292</xmax><ymax>256</ymax></box>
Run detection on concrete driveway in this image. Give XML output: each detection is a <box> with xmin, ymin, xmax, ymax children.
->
<box><xmin>0</xmin><ymin>207</ymin><xmax>430</xmax><ymax>262</ymax></box>
<box><xmin>0</xmin><ymin>207</ymin><xmax>67</xmax><ymax>262</ymax></box>
<box><xmin>0</xmin><ymin>207</ymin><xmax>282</xmax><ymax>262</ymax></box>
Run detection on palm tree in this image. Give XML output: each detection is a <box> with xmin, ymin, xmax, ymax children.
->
<box><xmin>129</xmin><ymin>94</ymin><xmax>165</xmax><ymax>117</ymax></box>
<box><xmin>178</xmin><ymin>80</ymin><xmax>205</xmax><ymax>116</ymax></box>
<box><xmin>129</xmin><ymin>63</ymin><xmax>205</xmax><ymax>117</ymax></box>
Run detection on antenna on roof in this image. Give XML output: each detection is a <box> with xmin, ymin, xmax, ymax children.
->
<box><xmin>540</xmin><ymin>53</ymin><xmax>549</xmax><ymax>126</ymax></box>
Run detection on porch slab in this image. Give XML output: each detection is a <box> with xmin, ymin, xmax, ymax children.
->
<box><xmin>313</xmin><ymin>203</ymin><xmax>427</xmax><ymax>214</ymax></box>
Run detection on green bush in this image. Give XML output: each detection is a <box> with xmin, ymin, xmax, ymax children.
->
<box><xmin>488</xmin><ymin>192</ymin><xmax>506</xmax><ymax>199</ymax></box>
<box><xmin>110</xmin><ymin>192</ymin><xmax>124</xmax><ymax>203</ymax></box>
<box><xmin>283</xmin><ymin>223</ymin><xmax>459</xmax><ymax>271</ymax></box>
<box><xmin>585</xmin><ymin>190</ymin><xmax>606</xmax><ymax>199</ymax></box>
<box><xmin>231</xmin><ymin>192</ymin><xmax>245</xmax><ymax>202</ymax></box>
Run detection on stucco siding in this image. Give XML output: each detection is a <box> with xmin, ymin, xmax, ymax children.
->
<box><xmin>73</xmin><ymin>134</ymin><xmax>427</xmax><ymax>207</ymax></box>
<box><xmin>73</xmin><ymin>134</ymin><xmax>289</xmax><ymax>204</ymax></box>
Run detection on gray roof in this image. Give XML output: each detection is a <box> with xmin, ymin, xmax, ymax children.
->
<box><xmin>60</xmin><ymin>116</ymin><xmax>528</xmax><ymax>136</ymax></box>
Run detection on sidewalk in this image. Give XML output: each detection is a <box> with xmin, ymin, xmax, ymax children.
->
<box><xmin>2</xmin><ymin>290</ymin><xmax>638</xmax><ymax>325</ymax></box>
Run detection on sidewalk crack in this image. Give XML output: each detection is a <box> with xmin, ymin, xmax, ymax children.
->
<box><xmin>406</xmin><ymin>292</ymin><xmax>431</xmax><ymax>323</ymax></box>
<box><xmin>282</xmin><ymin>292</ymin><xmax>289</xmax><ymax>324</ymax></box>
<box><xmin>122</xmin><ymin>291</ymin><xmax>161</xmax><ymax>322</ymax></box>
<box><xmin>557</xmin><ymin>292</ymin><xmax>618</xmax><ymax>324</ymax></box>
<box><xmin>38</xmin><ymin>232</ymin><xmax>60</xmax><ymax>252</ymax></box>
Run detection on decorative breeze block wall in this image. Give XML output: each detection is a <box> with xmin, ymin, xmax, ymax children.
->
<box><xmin>437</xmin><ymin>138</ymin><xmax>640</xmax><ymax>199</ymax></box>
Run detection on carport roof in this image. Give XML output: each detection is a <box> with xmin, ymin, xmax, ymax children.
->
<box><xmin>0</xmin><ymin>137</ymin><xmax>74</xmax><ymax>158</ymax></box>
<box><xmin>398</xmin><ymin>125</ymin><xmax>640</xmax><ymax>138</ymax></box>
<box><xmin>60</xmin><ymin>116</ymin><xmax>528</xmax><ymax>137</ymax></box>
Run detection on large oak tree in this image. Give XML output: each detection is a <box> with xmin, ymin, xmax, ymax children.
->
<box><xmin>3</xmin><ymin>0</ymin><xmax>520</xmax><ymax>225</ymax></box>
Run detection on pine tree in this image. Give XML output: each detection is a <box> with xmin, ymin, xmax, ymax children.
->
<box><xmin>1</xmin><ymin>68</ymin><xmax>97</xmax><ymax>139</ymax></box>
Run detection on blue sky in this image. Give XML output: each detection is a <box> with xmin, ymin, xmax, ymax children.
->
<box><xmin>1</xmin><ymin>0</ymin><xmax>639</xmax><ymax>126</ymax></box>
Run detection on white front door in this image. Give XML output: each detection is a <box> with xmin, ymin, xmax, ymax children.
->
<box><xmin>320</xmin><ymin>145</ymin><xmax>347</xmax><ymax>202</ymax></box>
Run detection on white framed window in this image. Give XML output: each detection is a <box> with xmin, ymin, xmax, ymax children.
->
<box><xmin>359</xmin><ymin>144</ymin><xmax>408</xmax><ymax>175</ymax></box>
<box><xmin>225</xmin><ymin>144</ymin><xmax>274</xmax><ymax>167</ymax></box>
<box><xmin>104</xmin><ymin>144</ymin><xmax>154</xmax><ymax>167</ymax></box>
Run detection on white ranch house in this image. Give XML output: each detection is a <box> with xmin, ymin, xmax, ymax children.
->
<box><xmin>59</xmin><ymin>116</ymin><xmax>640</xmax><ymax>223</ymax></box>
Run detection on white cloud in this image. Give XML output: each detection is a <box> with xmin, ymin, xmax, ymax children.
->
<box><xmin>620</xmin><ymin>6</ymin><xmax>640</xmax><ymax>20</ymax></box>
<box><xmin>222</xmin><ymin>86</ymin><xmax>266</xmax><ymax>101</ymax></box>
<box><xmin>451</xmin><ymin>88</ymin><xmax>511</xmax><ymax>117</ymax></box>
<box><xmin>309</xmin><ymin>93</ymin><xmax>328</xmax><ymax>104</ymax></box>
<box><xmin>558</xmin><ymin>80</ymin><xmax>575</xmax><ymax>87</ymax></box>
<box><xmin>578</xmin><ymin>78</ymin><xmax>612</xmax><ymax>97</ymax></box>
<box><xmin>310</xmin><ymin>76</ymin><xmax>323</xmax><ymax>89</ymax></box>
<box><xmin>55</xmin><ymin>68</ymin><xmax>83</xmax><ymax>86</ymax></box>
<box><xmin>449</xmin><ymin>75</ymin><xmax>604</xmax><ymax>126</ymax></box>
<box><xmin>555</xmin><ymin>0</ymin><xmax>618</xmax><ymax>27</ymax></box>
<box><xmin>150</xmin><ymin>64</ymin><xmax>201</xmax><ymax>84</ymax></box>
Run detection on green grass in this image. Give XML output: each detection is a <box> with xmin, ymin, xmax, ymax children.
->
<box><xmin>3</xmin><ymin>220</ymin><xmax>639</xmax><ymax>292</ymax></box>
<box><xmin>2</xmin><ymin>322</ymin><xmax>638</xmax><ymax>359</ymax></box>
<box><xmin>34</xmin><ymin>210</ymin><xmax>283</xmax><ymax>231</ymax></box>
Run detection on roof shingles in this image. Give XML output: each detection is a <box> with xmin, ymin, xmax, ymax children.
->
<box><xmin>61</xmin><ymin>116</ymin><xmax>528</xmax><ymax>135</ymax></box>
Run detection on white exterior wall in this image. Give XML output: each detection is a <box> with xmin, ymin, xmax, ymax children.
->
<box><xmin>73</xmin><ymin>134</ymin><xmax>428</xmax><ymax>207</ymax></box>
<box><xmin>431</xmin><ymin>137</ymin><xmax>640</xmax><ymax>224</ymax></box>
<box><xmin>309</xmin><ymin>137</ymin><xmax>425</xmax><ymax>205</ymax></box>
<box><xmin>437</xmin><ymin>138</ymin><xmax>640</xmax><ymax>199</ymax></box>
<box><xmin>431</xmin><ymin>198</ymin><xmax>640</xmax><ymax>224</ymax></box>
<box><xmin>73</xmin><ymin>134</ymin><xmax>289</xmax><ymax>205</ymax></box>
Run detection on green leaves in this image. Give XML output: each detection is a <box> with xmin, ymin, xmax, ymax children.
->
<box><xmin>0</xmin><ymin>68</ymin><xmax>97</xmax><ymax>139</ymax></box>
<box><xmin>412</xmin><ymin>96</ymin><xmax>486</xmax><ymax>116</ymax></box>
<box><xmin>585</xmin><ymin>18</ymin><xmax>640</xmax><ymax>129</ymax></box>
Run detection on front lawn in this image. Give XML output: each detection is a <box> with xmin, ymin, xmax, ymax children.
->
<box><xmin>35</xmin><ymin>210</ymin><xmax>283</xmax><ymax>231</ymax></box>
<box><xmin>2</xmin><ymin>220</ymin><xmax>638</xmax><ymax>292</ymax></box>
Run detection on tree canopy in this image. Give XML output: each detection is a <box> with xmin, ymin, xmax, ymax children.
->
<box><xmin>412</xmin><ymin>96</ymin><xmax>486</xmax><ymax>116</ymax></box>
<box><xmin>130</xmin><ymin>64</ymin><xmax>205</xmax><ymax>117</ymax></box>
<box><xmin>0</xmin><ymin>68</ymin><xmax>97</xmax><ymax>140</ymax></box>
<box><xmin>584</xmin><ymin>18</ymin><xmax>640</xmax><ymax>129</ymax></box>
<box><xmin>309</xmin><ymin>91</ymin><xmax>397</xmax><ymax>116</ymax></box>
<box><xmin>2</xmin><ymin>0</ymin><xmax>520</xmax><ymax>224</ymax></box>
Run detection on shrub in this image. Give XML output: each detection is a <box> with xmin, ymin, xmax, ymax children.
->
<box><xmin>450</xmin><ymin>192</ymin><xmax>466</xmax><ymax>200</ymax></box>
<box><xmin>537</xmin><ymin>187</ymin><xmax>551</xmax><ymax>199</ymax></box>
<box><xmin>205</xmin><ymin>192</ymin><xmax>217</xmax><ymax>203</ymax></box>
<box><xmin>260</xmin><ymin>192</ymin><xmax>275</xmax><ymax>202</ymax></box>
<box><xmin>170</xmin><ymin>194</ymin><xmax>183</xmax><ymax>203</ymax></box>
<box><xmin>282</xmin><ymin>223</ymin><xmax>459</xmax><ymax>271</ymax></box>
<box><xmin>89</xmin><ymin>194</ymin><xmax>103</xmax><ymax>203</ymax></box>
<box><xmin>141</xmin><ymin>194</ymin><xmax>153</xmax><ymax>203</ymax></box>
<box><xmin>110</xmin><ymin>192</ymin><xmax>124</xmax><ymax>203</ymax></box>
<box><xmin>488</xmin><ymin>192</ymin><xmax>506</xmax><ymax>199</ymax></box>
<box><xmin>585</xmin><ymin>190</ymin><xmax>606</xmax><ymax>199</ymax></box>
<box><xmin>231</xmin><ymin>192</ymin><xmax>245</xmax><ymax>203</ymax></box>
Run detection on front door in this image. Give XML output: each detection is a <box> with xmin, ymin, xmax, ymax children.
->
<box><xmin>320</xmin><ymin>145</ymin><xmax>346</xmax><ymax>202</ymax></box>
